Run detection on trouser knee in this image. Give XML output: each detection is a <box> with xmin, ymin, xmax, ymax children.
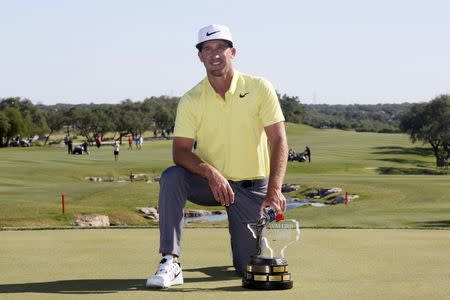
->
<box><xmin>160</xmin><ymin>165</ymin><xmax>188</xmax><ymax>187</ymax></box>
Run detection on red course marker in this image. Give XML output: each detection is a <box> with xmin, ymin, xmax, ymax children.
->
<box><xmin>62</xmin><ymin>193</ymin><xmax>65</xmax><ymax>214</ymax></box>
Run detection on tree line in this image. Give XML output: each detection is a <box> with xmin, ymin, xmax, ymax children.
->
<box><xmin>1</xmin><ymin>93</ymin><xmax>448</xmax><ymax>168</ymax></box>
<box><xmin>302</xmin><ymin>102</ymin><xmax>413</xmax><ymax>133</ymax></box>
<box><xmin>0</xmin><ymin>96</ymin><xmax>178</xmax><ymax>147</ymax></box>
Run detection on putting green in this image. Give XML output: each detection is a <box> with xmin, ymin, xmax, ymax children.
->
<box><xmin>1</xmin><ymin>229</ymin><xmax>449</xmax><ymax>299</ymax></box>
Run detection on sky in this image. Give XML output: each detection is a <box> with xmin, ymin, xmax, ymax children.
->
<box><xmin>0</xmin><ymin>0</ymin><xmax>449</xmax><ymax>105</ymax></box>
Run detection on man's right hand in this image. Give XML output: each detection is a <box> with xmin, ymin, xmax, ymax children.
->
<box><xmin>172</xmin><ymin>137</ymin><xmax>235</xmax><ymax>206</ymax></box>
<box><xmin>207</xmin><ymin>170</ymin><xmax>235</xmax><ymax>206</ymax></box>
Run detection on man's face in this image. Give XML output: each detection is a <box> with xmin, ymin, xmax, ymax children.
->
<box><xmin>198</xmin><ymin>40</ymin><xmax>236</xmax><ymax>77</ymax></box>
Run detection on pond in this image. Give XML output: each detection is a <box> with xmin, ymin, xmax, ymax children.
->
<box><xmin>184</xmin><ymin>200</ymin><xmax>327</xmax><ymax>223</ymax></box>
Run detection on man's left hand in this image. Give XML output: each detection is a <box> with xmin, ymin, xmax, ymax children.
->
<box><xmin>261</xmin><ymin>189</ymin><xmax>286</xmax><ymax>215</ymax></box>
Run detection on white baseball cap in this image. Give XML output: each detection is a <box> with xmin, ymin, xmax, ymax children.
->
<box><xmin>196</xmin><ymin>24</ymin><xmax>233</xmax><ymax>50</ymax></box>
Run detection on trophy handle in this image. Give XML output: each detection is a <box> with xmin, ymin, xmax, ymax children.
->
<box><xmin>246</xmin><ymin>223</ymin><xmax>257</xmax><ymax>239</ymax></box>
<box><xmin>261</xmin><ymin>237</ymin><xmax>274</xmax><ymax>257</ymax></box>
<box><xmin>279</xmin><ymin>219</ymin><xmax>301</xmax><ymax>257</ymax></box>
<box><xmin>247</xmin><ymin>222</ymin><xmax>264</xmax><ymax>256</ymax></box>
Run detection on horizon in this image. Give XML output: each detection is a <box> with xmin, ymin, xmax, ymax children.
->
<box><xmin>28</xmin><ymin>96</ymin><xmax>422</xmax><ymax>107</ymax></box>
<box><xmin>1</xmin><ymin>1</ymin><xmax>449</xmax><ymax>106</ymax></box>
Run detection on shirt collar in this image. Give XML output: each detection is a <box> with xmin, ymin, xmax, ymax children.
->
<box><xmin>203</xmin><ymin>70</ymin><xmax>240</xmax><ymax>96</ymax></box>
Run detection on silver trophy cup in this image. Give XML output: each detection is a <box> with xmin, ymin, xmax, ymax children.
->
<box><xmin>243</xmin><ymin>207</ymin><xmax>300</xmax><ymax>290</ymax></box>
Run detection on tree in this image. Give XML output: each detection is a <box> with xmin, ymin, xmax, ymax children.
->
<box><xmin>400</xmin><ymin>95</ymin><xmax>450</xmax><ymax>167</ymax></box>
<box><xmin>0</xmin><ymin>111</ymin><xmax>11</xmax><ymax>147</ymax></box>
<box><xmin>143</xmin><ymin>96</ymin><xmax>178</xmax><ymax>136</ymax></box>
<box><xmin>1</xmin><ymin>107</ymin><xmax>26</xmax><ymax>146</ymax></box>
<box><xmin>44</xmin><ymin>110</ymin><xmax>66</xmax><ymax>145</ymax></box>
<box><xmin>278</xmin><ymin>93</ymin><xmax>306</xmax><ymax>123</ymax></box>
<box><xmin>65</xmin><ymin>106</ymin><xmax>97</xmax><ymax>142</ymax></box>
<box><xmin>90</xmin><ymin>105</ymin><xmax>116</xmax><ymax>141</ymax></box>
<box><xmin>18</xmin><ymin>99</ymin><xmax>49</xmax><ymax>138</ymax></box>
<box><xmin>113</xmin><ymin>100</ymin><xmax>141</xmax><ymax>140</ymax></box>
<box><xmin>0</xmin><ymin>97</ymin><xmax>49</xmax><ymax>144</ymax></box>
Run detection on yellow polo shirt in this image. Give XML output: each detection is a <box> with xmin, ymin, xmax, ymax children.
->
<box><xmin>174</xmin><ymin>70</ymin><xmax>285</xmax><ymax>180</ymax></box>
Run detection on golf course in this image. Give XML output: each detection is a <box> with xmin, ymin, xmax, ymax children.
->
<box><xmin>1</xmin><ymin>123</ymin><xmax>449</xmax><ymax>299</ymax></box>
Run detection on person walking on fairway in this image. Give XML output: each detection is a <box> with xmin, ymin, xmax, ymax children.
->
<box><xmin>146</xmin><ymin>24</ymin><xmax>288</xmax><ymax>288</ymax></box>
<box><xmin>113</xmin><ymin>141</ymin><xmax>120</xmax><ymax>161</ymax></box>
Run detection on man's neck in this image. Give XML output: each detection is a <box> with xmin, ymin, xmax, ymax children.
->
<box><xmin>207</xmin><ymin>69</ymin><xmax>234</xmax><ymax>100</ymax></box>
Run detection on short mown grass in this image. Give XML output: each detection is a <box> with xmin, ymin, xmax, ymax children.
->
<box><xmin>1</xmin><ymin>229</ymin><xmax>449</xmax><ymax>299</ymax></box>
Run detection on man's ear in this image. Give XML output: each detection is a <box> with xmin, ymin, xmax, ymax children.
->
<box><xmin>230</xmin><ymin>47</ymin><xmax>237</xmax><ymax>59</ymax></box>
<box><xmin>198</xmin><ymin>51</ymin><xmax>204</xmax><ymax>63</ymax></box>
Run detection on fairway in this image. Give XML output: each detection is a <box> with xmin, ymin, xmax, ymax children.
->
<box><xmin>1</xmin><ymin>229</ymin><xmax>449</xmax><ymax>300</ymax></box>
<box><xmin>0</xmin><ymin>124</ymin><xmax>449</xmax><ymax>229</ymax></box>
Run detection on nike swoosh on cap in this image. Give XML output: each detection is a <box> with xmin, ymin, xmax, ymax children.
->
<box><xmin>206</xmin><ymin>30</ymin><xmax>220</xmax><ymax>36</ymax></box>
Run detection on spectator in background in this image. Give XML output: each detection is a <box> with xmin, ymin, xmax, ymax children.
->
<box><xmin>305</xmin><ymin>146</ymin><xmax>311</xmax><ymax>163</ymax></box>
<box><xmin>128</xmin><ymin>135</ymin><xmax>133</xmax><ymax>150</ymax></box>
<box><xmin>66</xmin><ymin>135</ymin><xmax>73</xmax><ymax>155</ymax></box>
<box><xmin>95</xmin><ymin>135</ymin><xmax>102</xmax><ymax>148</ymax></box>
<box><xmin>135</xmin><ymin>134</ymin><xmax>140</xmax><ymax>149</ymax></box>
<box><xmin>113</xmin><ymin>141</ymin><xmax>120</xmax><ymax>161</ymax></box>
<box><xmin>139</xmin><ymin>135</ymin><xmax>144</xmax><ymax>150</ymax></box>
<box><xmin>82</xmin><ymin>141</ymin><xmax>90</xmax><ymax>155</ymax></box>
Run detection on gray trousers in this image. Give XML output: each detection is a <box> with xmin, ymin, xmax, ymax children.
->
<box><xmin>158</xmin><ymin>165</ymin><xmax>267</xmax><ymax>276</ymax></box>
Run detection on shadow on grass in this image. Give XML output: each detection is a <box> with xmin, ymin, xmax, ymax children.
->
<box><xmin>0</xmin><ymin>279</ymin><xmax>145</xmax><ymax>294</ymax></box>
<box><xmin>377</xmin><ymin>167</ymin><xmax>446</xmax><ymax>175</ymax></box>
<box><xmin>414</xmin><ymin>220</ymin><xmax>450</xmax><ymax>228</ymax></box>
<box><xmin>376</xmin><ymin>158</ymin><xmax>429</xmax><ymax>165</ymax></box>
<box><xmin>0</xmin><ymin>266</ymin><xmax>243</xmax><ymax>294</ymax></box>
<box><xmin>371</xmin><ymin>146</ymin><xmax>445</xmax><ymax>174</ymax></box>
<box><xmin>372</xmin><ymin>146</ymin><xmax>432</xmax><ymax>156</ymax></box>
<box><xmin>184</xmin><ymin>265</ymin><xmax>239</xmax><ymax>283</ymax></box>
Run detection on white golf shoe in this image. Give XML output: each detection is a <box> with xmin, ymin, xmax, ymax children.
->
<box><xmin>146</xmin><ymin>255</ymin><xmax>184</xmax><ymax>288</ymax></box>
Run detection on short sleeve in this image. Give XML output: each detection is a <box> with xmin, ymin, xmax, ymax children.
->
<box><xmin>258</xmin><ymin>78</ymin><xmax>285</xmax><ymax>127</ymax></box>
<box><xmin>173</xmin><ymin>95</ymin><xmax>197</xmax><ymax>139</ymax></box>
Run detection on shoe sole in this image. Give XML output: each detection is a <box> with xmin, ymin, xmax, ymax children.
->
<box><xmin>146</xmin><ymin>273</ymin><xmax>184</xmax><ymax>288</ymax></box>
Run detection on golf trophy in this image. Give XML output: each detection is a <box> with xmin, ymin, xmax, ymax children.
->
<box><xmin>243</xmin><ymin>207</ymin><xmax>300</xmax><ymax>290</ymax></box>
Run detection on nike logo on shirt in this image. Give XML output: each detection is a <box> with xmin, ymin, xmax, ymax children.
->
<box><xmin>239</xmin><ymin>92</ymin><xmax>250</xmax><ymax>98</ymax></box>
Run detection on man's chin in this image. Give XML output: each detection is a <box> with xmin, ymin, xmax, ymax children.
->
<box><xmin>208</xmin><ymin>68</ymin><xmax>227</xmax><ymax>77</ymax></box>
